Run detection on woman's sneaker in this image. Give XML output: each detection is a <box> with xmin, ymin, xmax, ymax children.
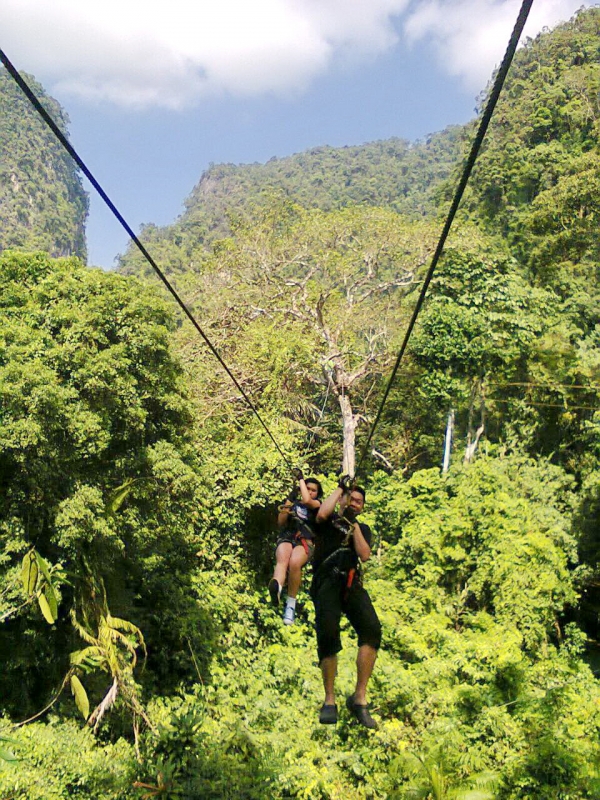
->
<box><xmin>283</xmin><ymin>604</ymin><xmax>296</xmax><ymax>625</ymax></box>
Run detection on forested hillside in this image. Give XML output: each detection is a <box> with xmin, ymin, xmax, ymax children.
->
<box><xmin>184</xmin><ymin>127</ymin><xmax>465</xmax><ymax>228</ymax></box>
<box><xmin>0</xmin><ymin>68</ymin><xmax>88</xmax><ymax>260</ymax></box>
<box><xmin>2</xmin><ymin>7</ymin><xmax>600</xmax><ymax>800</ymax></box>
<box><xmin>118</xmin><ymin>127</ymin><xmax>466</xmax><ymax>279</ymax></box>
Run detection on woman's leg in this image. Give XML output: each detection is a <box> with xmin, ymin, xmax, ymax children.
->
<box><xmin>273</xmin><ymin>542</ymin><xmax>293</xmax><ymax>588</ymax></box>
<box><xmin>287</xmin><ymin>545</ymin><xmax>309</xmax><ymax>599</ymax></box>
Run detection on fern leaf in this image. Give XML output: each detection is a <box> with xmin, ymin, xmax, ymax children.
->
<box><xmin>70</xmin><ymin>646</ymin><xmax>104</xmax><ymax>666</ymax></box>
<box><xmin>70</xmin><ymin>611</ymin><xmax>98</xmax><ymax>646</ymax></box>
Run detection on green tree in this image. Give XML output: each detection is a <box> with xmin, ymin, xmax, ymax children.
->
<box><xmin>0</xmin><ymin>251</ymin><xmax>201</xmax><ymax>720</ymax></box>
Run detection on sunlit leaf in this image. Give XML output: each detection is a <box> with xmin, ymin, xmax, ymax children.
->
<box><xmin>70</xmin><ymin>675</ymin><xmax>90</xmax><ymax>720</ymax></box>
<box><xmin>35</xmin><ymin>551</ymin><xmax>53</xmax><ymax>585</ymax></box>
<box><xmin>21</xmin><ymin>551</ymin><xmax>38</xmax><ymax>595</ymax></box>
<box><xmin>105</xmin><ymin>479</ymin><xmax>139</xmax><ymax>516</ymax></box>
<box><xmin>0</xmin><ymin>735</ymin><xmax>18</xmax><ymax>763</ymax></box>
<box><xmin>38</xmin><ymin>592</ymin><xmax>55</xmax><ymax>624</ymax></box>
<box><xmin>43</xmin><ymin>581</ymin><xmax>59</xmax><ymax>621</ymax></box>
<box><xmin>0</xmin><ymin>746</ymin><xmax>18</xmax><ymax>763</ymax></box>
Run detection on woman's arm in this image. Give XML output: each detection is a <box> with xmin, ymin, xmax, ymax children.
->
<box><xmin>299</xmin><ymin>478</ymin><xmax>321</xmax><ymax>509</ymax></box>
<box><xmin>277</xmin><ymin>500</ymin><xmax>293</xmax><ymax>528</ymax></box>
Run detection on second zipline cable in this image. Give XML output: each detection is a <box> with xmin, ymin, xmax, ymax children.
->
<box><xmin>355</xmin><ymin>0</ymin><xmax>535</xmax><ymax>477</ymax></box>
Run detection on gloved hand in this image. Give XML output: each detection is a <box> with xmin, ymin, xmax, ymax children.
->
<box><xmin>338</xmin><ymin>473</ymin><xmax>352</xmax><ymax>492</ymax></box>
<box><xmin>292</xmin><ymin>467</ymin><xmax>304</xmax><ymax>481</ymax></box>
<box><xmin>343</xmin><ymin>507</ymin><xmax>356</xmax><ymax>524</ymax></box>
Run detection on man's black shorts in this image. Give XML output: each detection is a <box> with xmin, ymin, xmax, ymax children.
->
<box><xmin>311</xmin><ymin>574</ymin><xmax>381</xmax><ymax>663</ymax></box>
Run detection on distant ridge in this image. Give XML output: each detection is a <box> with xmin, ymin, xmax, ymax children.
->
<box><xmin>118</xmin><ymin>127</ymin><xmax>467</xmax><ymax>277</ymax></box>
<box><xmin>119</xmin><ymin>6</ymin><xmax>599</xmax><ymax>283</ymax></box>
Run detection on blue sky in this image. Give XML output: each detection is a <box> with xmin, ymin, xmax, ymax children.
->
<box><xmin>2</xmin><ymin>0</ymin><xmax>594</xmax><ymax>268</ymax></box>
<box><xmin>70</xmin><ymin>37</ymin><xmax>477</xmax><ymax>268</ymax></box>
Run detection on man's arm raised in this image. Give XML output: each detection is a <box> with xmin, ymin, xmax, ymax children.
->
<box><xmin>317</xmin><ymin>487</ymin><xmax>344</xmax><ymax>522</ymax></box>
<box><xmin>317</xmin><ymin>474</ymin><xmax>353</xmax><ymax>521</ymax></box>
<box><xmin>352</xmin><ymin>523</ymin><xmax>371</xmax><ymax>563</ymax></box>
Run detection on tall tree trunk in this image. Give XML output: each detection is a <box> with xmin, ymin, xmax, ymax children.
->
<box><xmin>464</xmin><ymin>379</ymin><xmax>486</xmax><ymax>464</ymax></box>
<box><xmin>338</xmin><ymin>392</ymin><xmax>357</xmax><ymax>476</ymax></box>
<box><xmin>442</xmin><ymin>408</ymin><xmax>455</xmax><ymax>474</ymax></box>
<box><xmin>324</xmin><ymin>351</ymin><xmax>365</xmax><ymax>478</ymax></box>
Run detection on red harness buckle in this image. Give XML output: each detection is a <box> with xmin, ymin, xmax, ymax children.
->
<box><xmin>346</xmin><ymin>568</ymin><xmax>355</xmax><ymax>589</ymax></box>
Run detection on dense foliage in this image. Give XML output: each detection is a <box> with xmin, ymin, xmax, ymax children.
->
<box><xmin>0</xmin><ymin>68</ymin><xmax>88</xmax><ymax>260</ymax></box>
<box><xmin>0</xmin><ymin>252</ymin><xmax>203</xmax><ymax>719</ymax></box>
<box><xmin>2</xmin><ymin>8</ymin><xmax>600</xmax><ymax>799</ymax></box>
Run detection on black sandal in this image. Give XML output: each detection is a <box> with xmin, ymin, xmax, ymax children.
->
<box><xmin>319</xmin><ymin>703</ymin><xmax>338</xmax><ymax>724</ymax></box>
<box><xmin>346</xmin><ymin>694</ymin><xmax>377</xmax><ymax>730</ymax></box>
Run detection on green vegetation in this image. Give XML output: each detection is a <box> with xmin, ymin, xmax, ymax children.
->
<box><xmin>2</xmin><ymin>7</ymin><xmax>600</xmax><ymax>799</ymax></box>
<box><xmin>0</xmin><ymin>68</ymin><xmax>88</xmax><ymax>260</ymax></box>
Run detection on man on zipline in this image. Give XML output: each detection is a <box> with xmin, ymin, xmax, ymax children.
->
<box><xmin>312</xmin><ymin>475</ymin><xmax>381</xmax><ymax>728</ymax></box>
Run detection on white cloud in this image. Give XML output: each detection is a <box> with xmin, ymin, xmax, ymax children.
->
<box><xmin>0</xmin><ymin>0</ymin><xmax>409</xmax><ymax>108</ymax></box>
<box><xmin>404</xmin><ymin>0</ymin><xmax>595</xmax><ymax>92</ymax></box>
<box><xmin>0</xmin><ymin>0</ymin><xmax>595</xmax><ymax>108</ymax></box>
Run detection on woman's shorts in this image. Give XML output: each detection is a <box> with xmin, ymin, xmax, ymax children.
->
<box><xmin>276</xmin><ymin>531</ymin><xmax>315</xmax><ymax>558</ymax></box>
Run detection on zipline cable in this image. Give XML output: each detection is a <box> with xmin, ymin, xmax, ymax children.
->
<box><xmin>0</xmin><ymin>48</ymin><xmax>293</xmax><ymax>471</ymax></box>
<box><xmin>355</xmin><ymin>0</ymin><xmax>535</xmax><ymax>478</ymax></box>
<box><xmin>489</xmin><ymin>399</ymin><xmax>599</xmax><ymax>412</ymax></box>
<box><xmin>488</xmin><ymin>381</ymin><xmax>600</xmax><ymax>391</ymax></box>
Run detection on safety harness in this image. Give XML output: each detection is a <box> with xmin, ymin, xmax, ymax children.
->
<box><xmin>313</xmin><ymin>514</ymin><xmax>362</xmax><ymax>599</ymax></box>
<box><xmin>279</xmin><ymin>502</ymin><xmax>317</xmax><ymax>555</ymax></box>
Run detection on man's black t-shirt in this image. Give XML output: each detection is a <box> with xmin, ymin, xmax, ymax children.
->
<box><xmin>312</xmin><ymin>512</ymin><xmax>372</xmax><ymax>575</ymax></box>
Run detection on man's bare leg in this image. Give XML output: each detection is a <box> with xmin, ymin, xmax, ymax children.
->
<box><xmin>354</xmin><ymin>644</ymin><xmax>377</xmax><ymax>705</ymax></box>
<box><xmin>321</xmin><ymin>655</ymin><xmax>337</xmax><ymax>705</ymax></box>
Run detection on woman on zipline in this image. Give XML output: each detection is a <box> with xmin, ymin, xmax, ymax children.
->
<box><xmin>269</xmin><ymin>470</ymin><xmax>322</xmax><ymax>625</ymax></box>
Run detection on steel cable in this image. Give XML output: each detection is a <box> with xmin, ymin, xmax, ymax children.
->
<box><xmin>0</xmin><ymin>48</ymin><xmax>293</xmax><ymax>470</ymax></box>
<box><xmin>355</xmin><ymin>0</ymin><xmax>535</xmax><ymax>477</ymax></box>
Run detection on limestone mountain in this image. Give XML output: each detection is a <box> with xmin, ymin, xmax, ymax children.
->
<box><xmin>0</xmin><ymin>68</ymin><xmax>88</xmax><ymax>260</ymax></box>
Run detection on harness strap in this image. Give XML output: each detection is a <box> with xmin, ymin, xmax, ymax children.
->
<box><xmin>315</xmin><ymin>545</ymin><xmax>347</xmax><ymax>575</ymax></box>
<box><xmin>346</xmin><ymin>568</ymin><xmax>356</xmax><ymax>590</ymax></box>
<box><xmin>292</xmin><ymin>529</ymin><xmax>312</xmax><ymax>554</ymax></box>
<box><xmin>314</xmin><ymin>546</ymin><xmax>359</xmax><ymax>588</ymax></box>
<box><xmin>300</xmin><ymin>537</ymin><xmax>311</xmax><ymax>556</ymax></box>
<box><xmin>288</xmin><ymin>506</ymin><xmax>316</xmax><ymax>542</ymax></box>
